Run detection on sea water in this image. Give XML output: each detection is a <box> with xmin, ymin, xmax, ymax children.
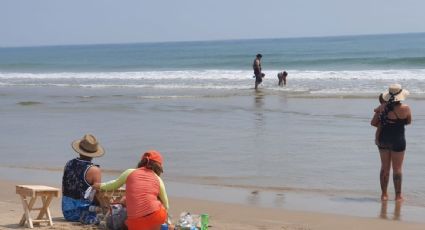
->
<box><xmin>1</xmin><ymin>33</ymin><xmax>425</xmax><ymax>221</ymax></box>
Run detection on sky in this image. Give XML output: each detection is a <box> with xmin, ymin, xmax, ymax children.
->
<box><xmin>1</xmin><ymin>0</ymin><xmax>425</xmax><ymax>47</ymax></box>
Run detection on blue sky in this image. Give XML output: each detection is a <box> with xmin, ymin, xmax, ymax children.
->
<box><xmin>1</xmin><ymin>0</ymin><xmax>425</xmax><ymax>47</ymax></box>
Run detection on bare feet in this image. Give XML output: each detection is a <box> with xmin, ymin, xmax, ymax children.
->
<box><xmin>395</xmin><ymin>195</ymin><xmax>404</xmax><ymax>202</ymax></box>
<box><xmin>381</xmin><ymin>193</ymin><xmax>389</xmax><ymax>201</ymax></box>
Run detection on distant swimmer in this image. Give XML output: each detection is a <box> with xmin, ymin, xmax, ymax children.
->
<box><xmin>277</xmin><ymin>71</ymin><xmax>288</xmax><ymax>86</ymax></box>
<box><xmin>253</xmin><ymin>54</ymin><xmax>264</xmax><ymax>89</ymax></box>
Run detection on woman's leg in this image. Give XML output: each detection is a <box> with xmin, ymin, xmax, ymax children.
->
<box><xmin>379</xmin><ymin>149</ymin><xmax>391</xmax><ymax>201</ymax></box>
<box><xmin>391</xmin><ymin>151</ymin><xmax>405</xmax><ymax>201</ymax></box>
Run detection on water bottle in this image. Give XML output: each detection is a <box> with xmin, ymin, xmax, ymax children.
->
<box><xmin>200</xmin><ymin>214</ymin><xmax>209</xmax><ymax>230</ymax></box>
<box><xmin>88</xmin><ymin>205</ymin><xmax>97</xmax><ymax>212</ymax></box>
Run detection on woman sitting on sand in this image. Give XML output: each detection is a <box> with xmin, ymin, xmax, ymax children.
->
<box><xmin>94</xmin><ymin>150</ymin><xmax>169</xmax><ymax>230</ymax></box>
<box><xmin>371</xmin><ymin>84</ymin><xmax>411</xmax><ymax>202</ymax></box>
<box><xmin>126</xmin><ymin>150</ymin><xmax>169</xmax><ymax>230</ymax></box>
<box><xmin>62</xmin><ymin>134</ymin><xmax>104</xmax><ymax>224</ymax></box>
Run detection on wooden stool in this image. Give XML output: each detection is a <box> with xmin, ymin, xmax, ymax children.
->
<box><xmin>16</xmin><ymin>185</ymin><xmax>60</xmax><ymax>229</ymax></box>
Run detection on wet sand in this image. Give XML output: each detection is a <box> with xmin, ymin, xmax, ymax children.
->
<box><xmin>1</xmin><ymin>179</ymin><xmax>424</xmax><ymax>230</ymax></box>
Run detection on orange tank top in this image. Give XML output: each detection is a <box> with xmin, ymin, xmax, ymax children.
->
<box><xmin>125</xmin><ymin>167</ymin><xmax>162</xmax><ymax>218</ymax></box>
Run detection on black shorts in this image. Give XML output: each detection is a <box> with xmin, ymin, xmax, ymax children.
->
<box><xmin>255</xmin><ymin>76</ymin><xmax>263</xmax><ymax>84</ymax></box>
<box><xmin>378</xmin><ymin>137</ymin><xmax>406</xmax><ymax>152</ymax></box>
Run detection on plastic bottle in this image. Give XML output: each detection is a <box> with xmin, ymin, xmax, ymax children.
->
<box><xmin>88</xmin><ymin>205</ymin><xmax>102</xmax><ymax>213</ymax></box>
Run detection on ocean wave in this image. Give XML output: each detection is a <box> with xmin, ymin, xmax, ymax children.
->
<box><xmin>1</xmin><ymin>69</ymin><xmax>425</xmax><ymax>80</ymax></box>
<box><xmin>281</xmin><ymin>57</ymin><xmax>425</xmax><ymax>69</ymax></box>
<box><xmin>1</xmin><ymin>69</ymin><xmax>425</xmax><ymax>96</ymax></box>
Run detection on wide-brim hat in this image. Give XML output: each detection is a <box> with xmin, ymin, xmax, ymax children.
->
<box><xmin>382</xmin><ymin>84</ymin><xmax>409</xmax><ymax>102</ymax></box>
<box><xmin>72</xmin><ymin>134</ymin><xmax>105</xmax><ymax>158</ymax></box>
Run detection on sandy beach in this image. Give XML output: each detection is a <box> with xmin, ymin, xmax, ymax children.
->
<box><xmin>1</xmin><ymin>179</ymin><xmax>424</xmax><ymax>230</ymax></box>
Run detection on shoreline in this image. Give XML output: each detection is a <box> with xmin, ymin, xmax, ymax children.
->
<box><xmin>1</xmin><ymin>179</ymin><xmax>424</xmax><ymax>230</ymax></box>
<box><xmin>2</xmin><ymin>86</ymin><xmax>425</xmax><ymax>229</ymax></box>
<box><xmin>1</xmin><ymin>165</ymin><xmax>425</xmax><ymax>224</ymax></box>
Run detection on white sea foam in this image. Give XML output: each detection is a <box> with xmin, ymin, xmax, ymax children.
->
<box><xmin>1</xmin><ymin>69</ymin><xmax>425</xmax><ymax>95</ymax></box>
<box><xmin>1</xmin><ymin>69</ymin><xmax>425</xmax><ymax>80</ymax></box>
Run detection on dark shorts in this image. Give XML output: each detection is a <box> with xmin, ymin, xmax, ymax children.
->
<box><xmin>255</xmin><ymin>76</ymin><xmax>263</xmax><ymax>84</ymax></box>
<box><xmin>378</xmin><ymin>137</ymin><xmax>406</xmax><ymax>152</ymax></box>
<box><xmin>378</xmin><ymin>125</ymin><xmax>406</xmax><ymax>152</ymax></box>
<box><xmin>255</xmin><ymin>72</ymin><xmax>263</xmax><ymax>84</ymax></box>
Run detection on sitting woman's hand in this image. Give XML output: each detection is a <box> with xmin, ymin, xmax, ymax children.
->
<box><xmin>119</xmin><ymin>196</ymin><xmax>126</xmax><ymax>206</ymax></box>
<box><xmin>92</xmin><ymin>182</ymin><xmax>101</xmax><ymax>191</ymax></box>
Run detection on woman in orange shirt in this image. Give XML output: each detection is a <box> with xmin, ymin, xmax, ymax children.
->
<box><xmin>125</xmin><ymin>150</ymin><xmax>169</xmax><ymax>230</ymax></box>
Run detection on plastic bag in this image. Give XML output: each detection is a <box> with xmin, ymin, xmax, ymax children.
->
<box><xmin>175</xmin><ymin>212</ymin><xmax>198</xmax><ymax>230</ymax></box>
<box><xmin>84</xmin><ymin>186</ymin><xmax>96</xmax><ymax>201</ymax></box>
<box><xmin>106</xmin><ymin>204</ymin><xmax>127</xmax><ymax>230</ymax></box>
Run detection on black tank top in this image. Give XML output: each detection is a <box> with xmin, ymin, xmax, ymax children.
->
<box><xmin>380</xmin><ymin>111</ymin><xmax>408</xmax><ymax>141</ymax></box>
<box><xmin>62</xmin><ymin>158</ymin><xmax>96</xmax><ymax>199</ymax></box>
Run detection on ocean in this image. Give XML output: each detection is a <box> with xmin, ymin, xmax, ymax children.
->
<box><xmin>1</xmin><ymin>33</ymin><xmax>425</xmax><ymax>221</ymax></box>
<box><xmin>1</xmin><ymin>33</ymin><xmax>425</xmax><ymax>95</ymax></box>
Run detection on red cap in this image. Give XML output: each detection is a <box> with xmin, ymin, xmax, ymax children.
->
<box><xmin>141</xmin><ymin>150</ymin><xmax>163</xmax><ymax>166</ymax></box>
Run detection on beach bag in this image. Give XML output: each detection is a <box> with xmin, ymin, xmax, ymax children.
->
<box><xmin>106</xmin><ymin>204</ymin><xmax>127</xmax><ymax>230</ymax></box>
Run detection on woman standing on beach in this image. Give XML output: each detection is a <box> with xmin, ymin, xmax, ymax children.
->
<box><xmin>371</xmin><ymin>84</ymin><xmax>411</xmax><ymax>202</ymax></box>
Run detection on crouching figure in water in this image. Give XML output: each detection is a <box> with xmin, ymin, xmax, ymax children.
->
<box><xmin>277</xmin><ymin>71</ymin><xmax>288</xmax><ymax>86</ymax></box>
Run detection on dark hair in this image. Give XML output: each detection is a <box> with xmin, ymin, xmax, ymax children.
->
<box><xmin>79</xmin><ymin>155</ymin><xmax>93</xmax><ymax>161</ymax></box>
<box><xmin>256</xmin><ymin>54</ymin><xmax>262</xmax><ymax>58</ymax></box>
<box><xmin>137</xmin><ymin>158</ymin><xmax>163</xmax><ymax>176</ymax></box>
<box><xmin>379</xmin><ymin>95</ymin><xmax>400</xmax><ymax>126</ymax></box>
<box><xmin>378</xmin><ymin>93</ymin><xmax>385</xmax><ymax>104</ymax></box>
<box><xmin>283</xmin><ymin>71</ymin><xmax>288</xmax><ymax>76</ymax></box>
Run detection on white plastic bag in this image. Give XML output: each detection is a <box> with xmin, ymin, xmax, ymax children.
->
<box><xmin>84</xmin><ymin>186</ymin><xmax>96</xmax><ymax>201</ymax></box>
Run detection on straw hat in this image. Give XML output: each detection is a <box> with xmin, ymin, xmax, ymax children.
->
<box><xmin>71</xmin><ymin>134</ymin><xmax>105</xmax><ymax>158</ymax></box>
<box><xmin>382</xmin><ymin>84</ymin><xmax>409</xmax><ymax>102</ymax></box>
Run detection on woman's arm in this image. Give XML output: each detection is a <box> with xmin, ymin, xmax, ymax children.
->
<box><xmin>86</xmin><ymin>166</ymin><xmax>101</xmax><ymax>186</ymax></box>
<box><xmin>371</xmin><ymin>104</ymin><xmax>384</xmax><ymax>127</ymax></box>
<box><xmin>371</xmin><ymin>111</ymin><xmax>380</xmax><ymax>127</ymax></box>
<box><xmin>405</xmin><ymin>105</ymin><xmax>412</xmax><ymax>125</ymax></box>
<box><xmin>100</xmin><ymin>168</ymin><xmax>135</xmax><ymax>191</ymax></box>
<box><xmin>156</xmin><ymin>175</ymin><xmax>169</xmax><ymax>210</ymax></box>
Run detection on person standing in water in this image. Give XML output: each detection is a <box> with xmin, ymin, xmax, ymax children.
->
<box><xmin>371</xmin><ymin>84</ymin><xmax>411</xmax><ymax>202</ymax></box>
<box><xmin>253</xmin><ymin>54</ymin><xmax>263</xmax><ymax>89</ymax></box>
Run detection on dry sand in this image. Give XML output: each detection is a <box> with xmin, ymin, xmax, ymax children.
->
<box><xmin>0</xmin><ymin>179</ymin><xmax>424</xmax><ymax>230</ymax></box>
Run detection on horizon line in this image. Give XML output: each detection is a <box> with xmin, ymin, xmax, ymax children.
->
<box><xmin>1</xmin><ymin>31</ymin><xmax>424</xmax><ymax>49</ymax></box>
